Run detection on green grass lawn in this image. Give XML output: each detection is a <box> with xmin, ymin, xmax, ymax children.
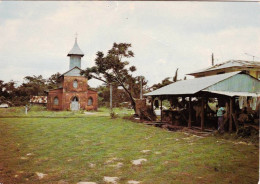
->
<box><xmin>0</xmin><ymin>107</ymin><xmax>259</xmax><ymax>184</ymax></box>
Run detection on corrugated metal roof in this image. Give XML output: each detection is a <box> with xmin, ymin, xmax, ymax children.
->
<box><xmin>67</xmin><ymin>38</ymin><xmax>84</xmax><ymax>56</ymax></box>
<box><xmin>202</xmin><ymin>90</ymin><xmax>260</xmax><ymax>97</ymax></box>
<box><xmin>0</xmin><ymin>104</ymin><xmax>9</xmax><ymax>108</ymax></box>
<box><xmin>30</xmin><ymin>96</ymin><xmax>47</xmax><ymax>104</ymax></box>
<box><xmin>144</xmin><ymin>71</ymin><xmax>240</xmax><ymax>96</ymax></box>
<box><xmin>188</xmin><ymin>60</ymin><xmax>260</xmax><ymax>75</ymax></box>
<box><xmin>204</xmin><ymin>73</ymin><xmax>260</xmax><ymax>93</ymax></box>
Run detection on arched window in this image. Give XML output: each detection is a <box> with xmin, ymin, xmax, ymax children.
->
<box><xmin>54</xmin><ymin>97</ymin><xmax>59</xmax><ymax>105</ymax></box>
<box><xmin>88</xmin><ymin>97</ymin><xmax>93</xmax><ymax>106</ymax></box>
<box><xmin>73</xmin><ymin>80</ymin><xmax>78</xmax><ymax>88</ymax></box>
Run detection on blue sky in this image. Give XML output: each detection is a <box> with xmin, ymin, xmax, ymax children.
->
<box><xmin>0</xmin><ymin>1</ymin><xmax>259</xmax><ymax>87</ymax></box>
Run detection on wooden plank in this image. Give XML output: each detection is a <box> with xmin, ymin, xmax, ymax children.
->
<box><xmin>232</xmin><ymin>113</ymin><xmax>239</xmax><ymax>132</ymax></box>
<box><xmin>188</xmin><ymin>97</ymin><xmax>191</xmax><ymax>128</ymax></box>
<box><xmin>229</xmin><ymin>98</ymin><xmax>233</xmax><ymax>133</ymax></box>
<box><xmin>201</xmin><ymin>98</ymin><xmax>205</xmax><ymax>131</ymax></box>
<box><xmin>160</xmin><ymin>97</ymin><xmax>163</xmax><ymax>123</ymax></box>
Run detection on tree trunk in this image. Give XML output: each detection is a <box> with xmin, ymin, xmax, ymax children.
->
<box><xmin>120</xmin><ymin>84</ymin><xmax>136</xmax><ymax>113</ymax></box>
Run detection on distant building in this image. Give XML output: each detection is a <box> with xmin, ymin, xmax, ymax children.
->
<box><xmin>187</xmin><ymin>60</ymin><xmax>260</xmax><ymax>79</ymax></box>
<box><xmin>0</xmin><ymin>103</ymin><xmax>9</xmax><ymax>108</ymax></box>
<box><xmin>29</xmin><ymin>96</ymin><xmax>47</xmax><ymax>106</ymax></box>
<box><xmin>46</xmin><ymin>38</ymin><xmax>98</xmax><ymax>111</ymax></box>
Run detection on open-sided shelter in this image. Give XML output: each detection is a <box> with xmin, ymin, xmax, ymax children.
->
<box><xmin>145</xmin><ymin>71</ymin><xmax>260</xmax><ymax>132</ymax></box>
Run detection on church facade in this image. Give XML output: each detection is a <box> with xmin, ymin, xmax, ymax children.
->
<box><xmin>47</xmin><ymin>38</ymin><xmax>98</xmax><ymax>111</ymax></box>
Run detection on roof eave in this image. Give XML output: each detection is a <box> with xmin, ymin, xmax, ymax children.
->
<box><xmin>67</xmin><ymin>53</ymin><xmax>84</xmax><ymax>57</ymax></box>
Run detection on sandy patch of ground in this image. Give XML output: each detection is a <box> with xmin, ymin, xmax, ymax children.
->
<box><xmin>106</xmin><ymin>157</ymin><xmax>119</xmax><ymax>164</ymax></box>
<box><xmin>36</xmin><ymin>172</ymin><xmax>47</xmax><ymax>179</ymax></box>
<box><xmin>127</xmin><ymin>180</ymin><xmax>140</xmax><ymax>184</ymax></box>
<box><xmin>84</xmin><ymin>112</ymin><xmax>97</xmax><ymax>115</ymax></box>
<box><xmin>103</xmin><ymin>176</ymin><xmax>118</xmax><ymax>183</ymax></box>
<box><xmin>110</xmin><ymin>162</ymin><xmax>123</xmax><ymax>168</ymax></box>
<box><xmin>89</xmin><ymin>163</ymin><xmax>96</xmax><ymax>168</ymax></box>
<box><xmin>140</xmin><ymin>150</ymin><xmax>150</xmax><ymax>153</ymax></box>
<box><xmin>132</xmin><ymin>159</ymin><xmax>147</xmax><ymax>166</ymax></box>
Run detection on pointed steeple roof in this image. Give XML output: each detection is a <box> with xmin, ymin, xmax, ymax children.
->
<box><xmin>67</xmin><ymin>38</ymin><xmax>84</xmax><ymax>57</ymax></box>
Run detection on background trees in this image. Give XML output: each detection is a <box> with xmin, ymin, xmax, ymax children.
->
<box><xmin>0</xmin><ymin>74</ymin><xmax>60</xmax><ymax>106</ymax></box>
<box><xmin>0</xmin><ymin>43</ymin><xmax>182</xmax><ymax>108</ymax></box>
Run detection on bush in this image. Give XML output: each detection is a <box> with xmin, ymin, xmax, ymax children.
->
<box><xmin>110</xmin><ymin>111</ymin><xmax>118</xmax><ymax>119</ymax></box>
<box><xmin>236</xmin><ymin>126</ymin><xmax>259</xmax><ymax>143</ymax></box>
<box><xmin>29</xmin><ymin>105</ymin><xmax>46</xmax><ymax>112</ymax></box>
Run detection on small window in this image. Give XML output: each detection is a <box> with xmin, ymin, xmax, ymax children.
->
<box><xmin>73</xmin><ymin>80</ymin><xmax>78</xmax><ymax>88</ymax></box>
<box><xmin>54</xmin><ymin>97</ymin><xmax>59</xmax><ymax>105</ymax></box>
<box><xmin>88</xmin><ymin>97</ymin><xmax>93</xmax><ymax>106</ymax></box>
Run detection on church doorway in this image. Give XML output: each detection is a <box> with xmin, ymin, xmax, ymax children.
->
<box><xmin>71</xmin><ymin>96</ymin><xmax>79</xmax><ymax>111</ymax></box>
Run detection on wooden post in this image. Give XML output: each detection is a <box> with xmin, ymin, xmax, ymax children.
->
<box><xmin>201</xmin><ymin>98</ymin><xmax>204</xmax><ymax>131</ymax></box>
<box><xmin>229</xmin><ymin>97</ymin><xmax>233</xmax><ymax>133</ymax></box>
<box><xmin>160</xmin><ymin>97</ymin><xmax>163</xmax><ymax>123</ymax></box>
<box><xmin>151</xmin><ymin>96</ymin><xmax>154</xmax><ymax>111</ymax></box>
<box><xmin>110</xmin><ymin>84</ymin><xmax>113</xmax><ymax>113</ymax></box>
<box><xmin>188</xmin><ymin>97</ymin><xmax>192</xmax><ymax>128</ymax></box>
<box><xmin>232</xmin><ymin>113</ymin><xmax>239</xmax><ymax>132</ymax></box>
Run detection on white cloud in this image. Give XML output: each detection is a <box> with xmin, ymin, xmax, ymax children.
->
<box><xmin>0</xmin><ymin>1</ymin><xmax>259</xmax><ymax>87</ymax></box>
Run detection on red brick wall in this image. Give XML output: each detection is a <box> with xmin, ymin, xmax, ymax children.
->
<box><xmin>47</xmin><ymin>76</ymin><xmax>98</xmax><ymax>111</ymax></box>
<box><xmin>47</xmin><ymin>89</ymin><xmax>63</xmax><ymax>110</ymax></box>
<box><xmin>86</xmin><ymin>90</ymin><xmax>98</xmax><ymax>111</ymax></box>
<box><xmin>63</xmin><ymin>76</ymin><xmax>88</xmax><ymax>92</ymax></box>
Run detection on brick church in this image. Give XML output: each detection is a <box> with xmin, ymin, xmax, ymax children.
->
<box><xmin>47</xmin><ymin>38</ymin><xmax>98</xmax><ymax>111</ymax></box>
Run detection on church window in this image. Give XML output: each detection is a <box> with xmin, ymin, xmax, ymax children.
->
<box><xmin>54</xmin><ymin>97</ymin><xmax>59</xmax><ymax>105</ymax></box>
<box><xmin>88</xmin><ymin>97</ymin><xmax>93</xmax><ymax>106</ymax></box>
<box><xmin>73</xmin><ymin>80</ymin><xmax>78</xmax><ymax>88</ymax></box>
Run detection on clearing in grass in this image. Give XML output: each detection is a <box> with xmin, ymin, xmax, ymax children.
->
<box><xmin>0</xmin><ymin>107</ymin><xmax>258</xmax><ymax>184</ymax></box>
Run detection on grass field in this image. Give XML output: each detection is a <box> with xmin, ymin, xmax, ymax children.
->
<box><xmin>0</xmin><ymin>107</ymin><xmax>259</xmax><ymax>184</ymax></box>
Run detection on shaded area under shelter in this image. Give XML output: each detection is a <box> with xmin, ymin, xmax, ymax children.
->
<box><xmin>144</xmin><ymin>71</ymin><xmax>260</xmax><ymax>132</ymax></box>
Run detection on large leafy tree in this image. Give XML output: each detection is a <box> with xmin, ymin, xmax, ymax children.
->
<box><xmin>150</xmin><ymin>68</ymin><xmax>179</xmax><ymax>90</ymax></box>
<box><xmin>150</xmin><ymin>77</ymin><xmax>172</xmax><ymax>90</ymax></box>
<box><xmin>46</xmin><ymin>72</ymin><xmax>61</xmax><ymax>89</ymax></box>
<box><xmin>21</xmin><ymin>75</ymin><xmax>47</xmax><ymax>96</ymax></box>
<box><xmin>81</xmin><ymin>43</ymin><xmax>139</xmax><ymax>111</ymax></box>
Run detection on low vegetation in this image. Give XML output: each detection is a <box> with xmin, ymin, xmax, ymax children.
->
<box><xmin>0</xmin><ymin>107</ymin><xmax>258</xmax><ymax>184</ymax></box>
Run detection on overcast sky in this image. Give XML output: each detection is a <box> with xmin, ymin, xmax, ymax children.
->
<box><xmin>0</xmin><ymin>1</ymin><xmax>260</xmax><ymax>87</ymax></box>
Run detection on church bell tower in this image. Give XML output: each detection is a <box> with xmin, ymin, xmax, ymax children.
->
<box><xmin>67</xmin><ymin>37</ymin><xmax>84</xmax><ymax>70</ymax></box>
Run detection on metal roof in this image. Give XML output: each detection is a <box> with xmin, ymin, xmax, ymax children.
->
<box><xmin>29</xmin><ymin>96</ymin><xmax>47</xmax><ymax>104</ymax></box>
<box><xmin>67</xmin><ymin>38</ymin><xmax>84</xmax><ymax>56</ymax></box>
<box><xmin>188</xmin><ymin>60</ymin><xmax>260</xmax><ymax>75</ymax></box>
<box><xmin>202</xmin><ymin>90</ymin><xmax>260</xmax><ymax>97</ymax></box>
<box><xmin>144</xmin><ymin>71</ymin><xmax>240</xmax><ymax>96</ymax></box>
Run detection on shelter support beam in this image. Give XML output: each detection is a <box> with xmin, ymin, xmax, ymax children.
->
<box><xmin>201</xmin><ymin>98</ymin><xmax>204</xmax><ymax>131</ymax></box>
<box><xmin>188</xmin><ymin>97</ymin><xmax>191</xmax><ymax>128</ymax></box>
<box><xmin>229</xmin><ymin>97</ymin><xmax>233</xmax><ymax>133</ymax></box>
<box><xmin>232</xmin><ymin>113</ymin><xmax>239</xmax><ymax>132</ymax></box>
<box><xmin>151</xmin><ymin>96</ymin><xmax>154</xmax><ymax>111</ymax></box>
<box><xmin>160</xmin><ymin>97</ymin><xmax>163</xmax><ymax>123</ymax></box>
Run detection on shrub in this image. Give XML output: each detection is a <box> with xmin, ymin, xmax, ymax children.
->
<box><xmin>110</xmin><ymin>111</ymin><xmax>118</xmax><ymax>119</ymax></box>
